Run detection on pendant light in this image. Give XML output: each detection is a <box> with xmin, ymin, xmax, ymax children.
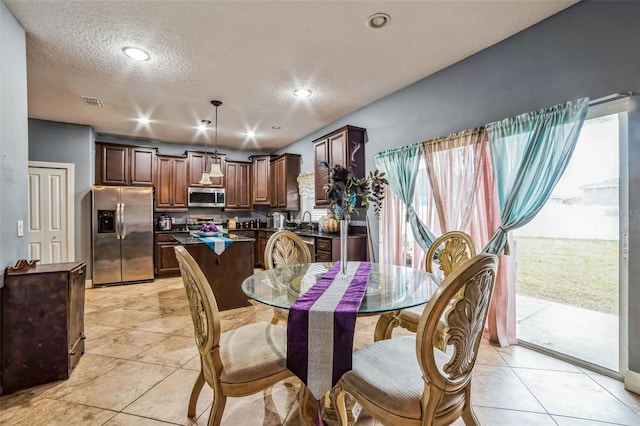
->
<box><xmin>198</xmin><ymin>119</ymin><xmax>213</xmax><ymax>185</ymax></box>
<box><xmin>209</xmin><ymin>100</ymin><xmax>224</xmax><ymax>178</ymax></box>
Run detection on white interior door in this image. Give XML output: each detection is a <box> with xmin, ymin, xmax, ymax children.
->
<box><xmin>28</xmin><ymin>163</ymin><xmax>74</xmax><ymax>264</ymax></box>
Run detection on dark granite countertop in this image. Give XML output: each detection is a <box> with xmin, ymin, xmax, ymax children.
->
<box><xmin>228</xmin><ymin>227</ymin><xmax>366</xmax><ymax>239</ymax></box>
<box><xmin>172</xmin><ymin>233</ymin><xmax>255</xmax><ymax>245</ymax></box>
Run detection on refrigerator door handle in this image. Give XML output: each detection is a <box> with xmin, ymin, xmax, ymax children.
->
<box><xmin>116</xmin><ymin>203</ymin><xmax>122</xmax><ymax>239</ymax></box>
<box><xmin>120</xmin><ymin>203</ymin><xmax>126</xmax><ymax>239</ymax></box>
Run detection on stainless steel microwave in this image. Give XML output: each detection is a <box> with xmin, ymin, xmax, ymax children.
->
<box><xmin>188</xmin><ymin>187</ymin><xmax>225</xmax><ymax>208</ymax></box>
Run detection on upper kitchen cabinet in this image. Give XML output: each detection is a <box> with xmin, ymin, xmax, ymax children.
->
<box><xmin>225</xmin><ymin>160</ymin><xmax>252</xmax><ymax>210</ymax></box>
<box><xmin>187</xmin><ymin>151</ymin><xmax>226</xmax><ymax>188</ymax></box>
<box><xmin>250</xmin><ymin>155</ymin><xmax>272</xmax><ymax>205</ymax></box>
<box><xmin>269</xmin><ymin>154</ymin><xmax>301</xmax><ymax>210</ymax></box>
<box><xmin>96</xmin><ymin>143</ymin><xmax>156</xmax><ymax>186</ymax></box>
<box><xmin>312</xmin><ymin>126</ymin><xmax>366</xmax><ymax>206</ymax></box>
<box><xmin>156</xmin><ymin>155</ymin><xmax>188</xmax><ymax>210</ymax></box>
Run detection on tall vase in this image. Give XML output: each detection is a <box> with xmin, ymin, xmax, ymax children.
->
<box><xmin>340</xmin><ymin>218</ymin><xmax>349</xmax><ymax>277</ymax></box>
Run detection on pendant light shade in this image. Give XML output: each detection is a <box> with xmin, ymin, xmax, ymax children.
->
<box><xmin>198</xmin><ymin>172</ymin><xmax>212</xmax><ymax>185</ymax></box>
<box><xmin>209</xmin><ymin>162</ymin><xmax>224</xmax><ymax>178</ymax></box>
<box><xmin>198</xmin><ymin>100</ymin><xmax>224</xmax><ymax>184</ymax></box>
<box><xmin>210</xmin><ymin>100</ymin><xmax>224</xmax><ymax>179</ymax></box>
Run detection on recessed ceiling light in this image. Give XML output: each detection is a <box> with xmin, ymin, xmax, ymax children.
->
<box><xmin>137</xmin><ymin>117</ymin><xmax>151</xmax><ymax>125</ymax></box>
<box><xmin>246</xmin><ymin>131</ymin><xmax>256</xmax><ymax>138</ymax></box>
<box><xmin>198</xmin><ymin>120</ymin><xmax>211</xmax><ymax>131</ymax></box>
<box><xmin>122</xmin><ymin>47</ymin><xmax>150</xmax><ymax>61</ymax></box>
<box><xmin>367</xmin><ymin>13</ymin><xmax>391</xmax><ymax>29</ymax></box>
<box><xmin>293</xmin><ymin>88</ymin><xmax>312</xmax><ymax>98</ymax></box>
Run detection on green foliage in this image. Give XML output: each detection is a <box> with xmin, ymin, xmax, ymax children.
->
<box><xmin>321</xmin><ymin>161</ymin><xmax>388</xmax><ymax>219</ymax></box>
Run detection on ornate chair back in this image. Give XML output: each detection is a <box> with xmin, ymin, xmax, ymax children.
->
<box><xmin>425</xmin><ymin>230</ymin><xmax>477</xmax><ymax>278</ymax></box>
<box><xmin>335</xmin><ymin>253</ymin><xmax>498</xmax><ymax>426</ymax></box>
<box><xmin>175</xmin><ymin>245</ymin><xmax>293</xmax><ymax>425</ymax></box>
<box><xmin>174</xmin><ymin>246</ymin><xmax>222</xmax><ymax>389</ymax></box>
<box><xmin>374</xmin><ymin>230</ymin><xmax>477</xmax><ymax>342</ymax></box>
<box><xmin>264</xmin><ymin>230</ymin><xmax>312</xmax><ymax>269</ymax></box>
<box><xmin>264</xmin><ymin>230</ymin><xmax>312</xmax><ymax>325</ymax></box>
<box><xmin>416</xmin><ymin>253</ymin><xmax>498</xmax><ymax>423</ymax></box>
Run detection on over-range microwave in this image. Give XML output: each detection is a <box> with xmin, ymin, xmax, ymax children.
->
<box><xmin>188</xmin><ymin>187</ymin><xmax>225</xmax><ymax>208</ymax></box>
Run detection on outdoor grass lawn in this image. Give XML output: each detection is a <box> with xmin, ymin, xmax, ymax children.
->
<box><xmin>514</xmin><ymin>236</ymin><xmax>618</xmax><ymax>315</ymax></box>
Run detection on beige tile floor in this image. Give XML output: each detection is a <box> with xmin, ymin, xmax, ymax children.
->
<box><xmin>2</xmin><ymin>277</ymin><xmax>640</xmax><ymax>426</ymax></box>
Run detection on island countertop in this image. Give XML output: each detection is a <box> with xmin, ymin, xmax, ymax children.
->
<box><xmin>172</xmin><ymin>233</ymin><xmax>255</xmax><ymax>311</ymax></box>
<box><xmin>172</xmin><ymin>233</ymin><xmax>255</xmax><ymax>245</ymax></box>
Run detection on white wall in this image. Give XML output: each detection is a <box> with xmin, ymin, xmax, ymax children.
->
<box><xmin>514</xmin><ymin>204</ymin><xmax>619</xmax><ymax>241</ymax></box>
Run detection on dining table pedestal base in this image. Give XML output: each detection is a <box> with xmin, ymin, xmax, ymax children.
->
<box><xmin>299</xmin><ymin>385</ymin><xmax>362</xmax><ymax>426</ymax></box>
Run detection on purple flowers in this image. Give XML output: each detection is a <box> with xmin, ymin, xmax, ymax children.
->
<box><xmin>200</xmin><ymin>223</ymin><xmax>218</xmax><ymax>232</ymax></box>
<box><xmin>321</xmin><ymin>162</ymin><xmax>388</xmax><ymax>219</ymax></box>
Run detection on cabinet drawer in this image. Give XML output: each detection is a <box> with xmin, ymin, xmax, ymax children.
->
<box><xmin>316</xmin><ymin>251</ymin><xmax>332</xmax><ymax>262</ymax></box>
<box><xmin>316</xmin><ymin>238</ymin><xmax>333</xmax><ymax>253</ymax></box>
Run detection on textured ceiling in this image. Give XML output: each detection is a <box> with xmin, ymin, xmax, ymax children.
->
<box><xmin>4</xmin><ymin>0</ymin><xmax>577</xmax><ymax>151</ymax></box>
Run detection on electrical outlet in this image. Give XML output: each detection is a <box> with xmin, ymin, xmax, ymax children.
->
<box><xmin>17</xmin><ymin>220</ymin><xmax>24</xmax><ymax>237</ymax></box>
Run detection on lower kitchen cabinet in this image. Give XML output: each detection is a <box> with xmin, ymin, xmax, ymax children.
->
<box><xmin>316</xmin><ymin>235</ymin><xmax>367</xmax><ymax>262</ymax></box>
<box><xmin>1</xmin><ymin>261</ymin><xmax>86</xmax><ymax>395</ymax></box>
<box><xmin>155</xmin><ymin>232</ymin><xmax>186</xmax><ymax>277</ymax></box>
<box><xmin>228</xmin><ymin>229</ymin><xmax>257</xmax><ymax>266</ymax></box>
<box><xmin>256</xmin><ymin>230</ymin><xmax>275</xmax><ymax>268</ymax></box>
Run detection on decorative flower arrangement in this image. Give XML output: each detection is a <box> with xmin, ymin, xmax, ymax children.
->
<box><xmin>199</xmin><ymin>223</ymin><xmax>219</xmax><ymax>233</ymax></box>
<box><xmin>322</xmin><ymin>161</ymin><xmax>388</xmax><ymax>220</ymax></box>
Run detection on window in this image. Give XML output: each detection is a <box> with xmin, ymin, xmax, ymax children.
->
<box><xmin>297</xmin><ymin>171</ymin><xmax>328</xmax><ymax>221</ymax></box>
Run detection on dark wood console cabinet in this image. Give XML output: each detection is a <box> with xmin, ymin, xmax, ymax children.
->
<box><xmin>1</xmin><ymin>261</ymin><xmax>86</xmax><ymax>395</ymax></box>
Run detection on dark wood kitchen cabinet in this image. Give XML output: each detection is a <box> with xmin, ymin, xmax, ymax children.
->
<box><xmin>225</xmin><ymin>160</ymin><xmax>252</xmax><ymax>210</ymax></box>
<box><xmin>1</xmin><ymin>261</ymin><xmax>86</xmax><ymax>395</ymax></box>
<box><xmin>269</xmin><ymin>154</ymin><xmax>300</xmax><ymax>210</ymax></box>
<box><xmin>187</xmin><ymin>151</ymin><xmax>226</xmax><ymax>188</ymax></box>
<box><xmin>155</xmin><ymin>232</ymin><xmax>185</xmax><ymax>277</ymax></box>
<box><xmin>156</xmin><ymin>155</ymin><xmax>188</xmax><ymax>210</ymax></box>
<box><xmin>312</xmin><ymin>126</ymin><xmax>366</xmax><ymax>206</ymax></box>
<box><xmin>255</xmin><ymin>230</ymin><xmax>274</xmax><ymax>268</ymax></box>
<box><xmin>251</xmin><ymin>155</ymin><xmax>272</xmax><ymax>205</ymax></box>
<box><xmin>95</xmin><ymin>143</ymin><xmax>156</xmax><ymax>186</ymax></box>
<box><xmin>316</xmin><ymin>235</ymin><xmax>367</xmax><ymax>262</ymax></box>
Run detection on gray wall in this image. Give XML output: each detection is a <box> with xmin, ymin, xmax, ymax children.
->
<box><xmin>0</xmin><ymin>3</ymin><xmax>29</xmax><ymax>286</ymax></box>
<box><xmin>282</xmin><ymin>0</ymin><xmax>640</xmax><ymax>374</ymax></box>
<box><xmin>28</xmin><ymin>119</ymin><xmax>95</xmax><ymax>276</ymax></box>
<box><xmin>27</xmin><ymin>123</ymin><xmax>270</xmax><ymax>278</ymax></box>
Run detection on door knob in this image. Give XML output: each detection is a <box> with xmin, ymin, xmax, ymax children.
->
<box><xmin>52</xmin><ymin>235</ymin><xmax>58</xmax><ymax>240</ymax></box>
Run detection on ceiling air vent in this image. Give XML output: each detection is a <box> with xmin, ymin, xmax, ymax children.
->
<box><xmin>81</xmin><ymin>96</ymin><xmax>103</xmax><ymax>107</ymax></box>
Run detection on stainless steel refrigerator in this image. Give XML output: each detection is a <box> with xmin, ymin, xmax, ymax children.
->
<box><xmin>92</xmin><ymin>185</ymin><xmax>154</xmax><ymax>286</ymax></box>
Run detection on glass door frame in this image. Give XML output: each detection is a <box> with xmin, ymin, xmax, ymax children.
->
<box><xmin>517</xmin><ymin>95</ymin><xmax>630</xmax><ymax>379</ymax></box>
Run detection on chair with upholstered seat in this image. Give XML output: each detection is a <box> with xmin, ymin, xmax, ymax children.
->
<box><xmin>264</xmin><ymin>230</ymin><xmax>312</xmax><ymax>325</ymax></box>
<box><xmin>334</xmin><ymin>253</ymin><xmax>498</xmax><ymax>426</ymax></box>
<box><xmin>374</xmin><ymin>231</ymin><xmax>476</xmax><ymax>344</ymax></box>
<box><xmin>174</xmin><ymin>246</ymin><xmax>294</xmax><ymax>426</ymax></box>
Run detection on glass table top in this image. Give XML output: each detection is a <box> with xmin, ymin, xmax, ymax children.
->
<box><xmin>241</xmin><ymin>262</ymin><xmax>442</xmax><ymax>314</ymax></box>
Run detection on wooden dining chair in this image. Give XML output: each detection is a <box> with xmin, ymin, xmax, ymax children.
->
<box><xmin>374</xmin><ymin>231</ymin><xmax>476</xmax><ymax>348</ymax></box>
<box><xmin>174</xmin><ymin>246</ymin><xmax>294</xmax><ymax>426</ymax></box>
<box><xmin>264</xmin><ymin>230</ymin><xmax>312</xmax><ymax>325</ymax></box>
<box><xmin>334</xmin><ymin>253</ymin><xmax>498</xmax><ymax>426</ymax></box>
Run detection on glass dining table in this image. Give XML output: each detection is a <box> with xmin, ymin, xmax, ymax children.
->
<box><xmin>241</xmin><ymin>261</ymin><xmax>441</xmax><ymax>314</ymax></box>
<box><xmin>241</xmin><ymin>262</ymin><xmax>441</xmax><ymax>425</ymax></box>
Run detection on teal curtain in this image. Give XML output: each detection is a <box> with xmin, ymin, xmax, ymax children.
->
<box><xmin>484</xmin><ymin>98</ymin><xmax>589</xmax><ymax>254</ymax></box>
<box><xmin>374</xmin><ymin>143</ymin><xmax>437</xmax><ymax>251</ymax></box>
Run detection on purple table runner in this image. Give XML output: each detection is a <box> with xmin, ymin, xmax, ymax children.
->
<box><xmin>287</xmin><ymin>261</ymin><xmax>372</xmax><ymax>399</ymax></box>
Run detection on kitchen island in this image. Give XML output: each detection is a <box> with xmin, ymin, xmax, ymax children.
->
<box><xmin>172</xmin><ymin>233</ymin><xmax>255</xmax><ymax>311</ymax></box>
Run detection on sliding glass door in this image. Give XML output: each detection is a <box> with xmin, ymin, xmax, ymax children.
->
<box><xmin>514</xmin><ymin>103</ymin><xmax>628</xmax><ymax>375</ymax></box>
